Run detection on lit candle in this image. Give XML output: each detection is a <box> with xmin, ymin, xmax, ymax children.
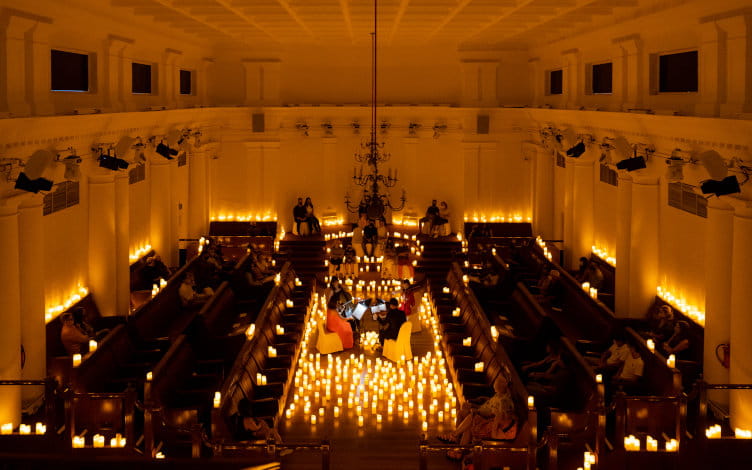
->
<box><xmin>582</xmin><ymin>282</ymin><xmax>590</xmax><ymax>292</ymax></box>
<box><xmin>646</xmin><ymin>435</ymin><xmax>658</xmax><ymax>451</ymax></box>
<box><xmin>35</xmin><ymin>422</ymin><xmax>46</xmax><ymax>435</ymax></box>
<box><xmin>665</xmin><ymin>438</ymin><xmax>678</xmax><ymax>451</ymax></box>
<box><xmin>358</xmin><ymin>415</ymin><xmax>364</xmax><ymax>427</ymax></box>
<box><xmin>646</xmin><ymin>339</ymin><xmax>655</xmax><ymax>352</ymax></box>
<box><xmin>376</xmin><ymin>414</ymin><xmax>382</xmax><ymax>423</ymax></box>
<box><xmin>474</xmin><ymin>362</ymin><xmax>484</xmax><ymax>372</ymax></box>
<box><xmin>311</xmin><ymin>415</ymin><xmax>317</xmax><ymax>425</ymax></box>
<box><xmin>246</xmin><ymin>324</ymin><xmax>255</xmax><ymax>339</ymax></box>
<box><xmin>89</xmin><ymin>340</ymin><xmax>97</xmax><ymax>353</ymax></box>
<box><xmin>442</xmin><ymin>287</ymin><xmax>450</xmax><ymax>294</ymax></box>
<box><xmin>490</xmin><ymin>326</ymin><xmax>499</xmax><ymax>341</ymax></box>
<box><xmin>595</xmin><ymin>374</ymin><xmax>602</xmax><ymax>383</ymax></box>
<box><xmin>422</xmin><ymin>421</ymin><xmax>428</xmax><ymax>432</ymax></box>
<box><xmin>667</xmin><ymin>354</ymin><xmax>676</xmax><ymax>368</ymax></box>
<box><xmin>146</xmin><ymin>371</ymin><xmax>153</xmax><ymax>381</ymax></box>
<box><xmin>735</xmin><ymin>428</ymin><xmax>752</xmax><ymax>439</ymax></box>
<box><xmin>463</xmin><ymin>337</ymin><xmax>472</xmax><ymax>347</ymax></box>
<box><xmin>527</xmin><ymin>396</ymin><xmax>535</xmax><ymax>409</ymax></box>
<box><xmin>72</xmin><ymin>354</ymin><xmax>82</xmax><ymax>367</ymax></box>
<box><xmin>19</xmin><ymin>424</ymin><xmax>31</xmax><ymax>435</ymax></box>
<box><xmin>213</xmin><ymin>391</ymin><xmax>221</xmax><ymax>408</ymax></box>
<box><xmin>269</xmin><ymin>346</ymin><xmax>277</xmax><ymax>357</ymax></box>
<box><xmin>72</xmin><ymin>435</ymin><xmax>85</xmax><ymax>448</ymax></box>
<box><xmin>93</xmin><ymin>434</ymin><xmax>105</xmax><ymax>448</ymax></box>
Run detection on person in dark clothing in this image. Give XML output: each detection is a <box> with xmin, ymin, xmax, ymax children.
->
<box><xmin>362</xmin><ymin>221</ymin><xmax>378</xmax><ymax>257</ymax></box>
<box><xmin>376</xmin><ymin>298</ymin><xmax>406</xmax><ymax>345</ymax></box>
<box><xmin>304</xmin><ymin>197</ymin><xmax>321</xmax><ymax>234</ymax></box>
<box><xmin>140</xmin><ymin>255</ymin><xmax>171</xmax><ymax>290</ymax></box>
<box><xmin>420</xmin><ymin>200</ymin><xmax>440</xmax><ymax>234</ymax></box>
<box><xmin>293</xmin><ymin>197</ymin><xmax>307</xmax><ymax>236</ymax></box>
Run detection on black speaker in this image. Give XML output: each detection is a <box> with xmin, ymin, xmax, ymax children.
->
<box><xmin>477</xmin><ymin>114</ymin><xmax>489</xmax><ymax>135</ymax></box>
<box><xmin>252</xmin><ymin>113</ymin><xmax>265</xmax><ymax>133</ymax></box>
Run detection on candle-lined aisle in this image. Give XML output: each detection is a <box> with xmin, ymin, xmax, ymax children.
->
<box><xmin>279</xmin><ymin>293</ymin><xmax>460</xmax><ymax>469</ymax></box>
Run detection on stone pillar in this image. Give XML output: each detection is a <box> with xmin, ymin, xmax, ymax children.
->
<box><xmin>562</xmin><ymin>156</ymin><xmax>576</xmax><ymax>267</ymax></box>
<box><xmin>696</xmin><ymin>21</ymin><xmax>722</xmax><ymax>117</ymax></box>
<box><xmin>462</xmin><ymin>143</ymin><xmax>481</xmax><ymax>219</ymax></box>
<box><xmin>188</xmin><ymin>149</ymin><xmax>208</xmax><ymax>239</ymax></box>
<box><xmin>169</xmin><ymin>158</ymin><xmax>181</xmax><ymax>265</ymax></box>
<box><xmin>27</xmin><ymin>21</ymin><xmax>54</xmax><ymax>116</ymax></box>
<box><xmin>532</xmin><ymin>144</ymin><xmax>555</xmax><ymax>239</ymax></box>
<box><xmin>104</xmin><ymin>35</ymin><xmax>133</xmax><ymax>113</ymax></box>
<box><xmin>718</xmin><ymin>14</ymin><xmax>752</xmax><ymax>117</ymax></box>
<box><xmin>528</xmin><ymin>57</ymin><xmax>542</xmax><ymax>107</ymax></box>
<box><xmin>114</xmin><ymin>173</ymin><xmax>130</xmax><ymax>316</ymax></box>
<box><xmin>321</xmin><ymin>137</ymin><xmax>338</xmax><ymax>219</ymax></box>
<box><xmin>242</xmin><ymin>59</ymin><xmax>281</xmax><ymax>106</ymax></box>
<box><xmin>614</xmin><ymin>173</ymin><xmax>633</xmax><ymax>318</ymax></box>
<box><xmin>0</xmin><ymin>14</ymin><xmax>36</xmax><ymax>116</ymax></box>
<box><xmin>260</xmin><ymin>142</ymin><xmax>280</xmax><ymax>223</ymax></box>
<box><xmin>730</xmin><ymin>206</ymin><xmax>752</xmax><ymax>429</ymax></box>
<box><xmin>162</xmin><ymin>48</ymin><xmax>182</xmax><ymax>109</ymax></box>
<box><xmin>460</xmin><ymin>60</ymin><xmax>498</xmax><ymax>107</ymax></box>
<box><xmin>18</xmin><ymin>197</ymin><xmax>45</xmax><ymax>406</ymax></box>
<box><xmin>704</xmin><ymin>198</ymin><xmax>734</xmax><ymax>405</ymax></box>
<box><xmin>561</xmin><ymin>49</ymin><xmax>581</xmax><ymax>109</ymax></box>
<box><xmin>552</xmin><ymin>152</ymin><xmax>567</xmax><ymax>241</ymax></box>
<box><xmin>88</xmin><ymin>173</ymin><xmax>118</xmax><ymax>317</ymax></box>
<box><xmin>570</xmin><ymin>158</ymin><xmax>595</xmax><ymax>263</ymax></box>
<box><xmin>613</xmin><ymin>35</ymin><xmax>643</xmax><ymax>111</ymax></box>
<box><xmin>150</xmin><ymin>158</ymin><xmax>174</xmax><ymax>266</ymax></box>
<box><xmin>198</xmin><ymin>58</ymin><xmax>214</xmax><ymax>107</ymax></box>
<box><xmin>0</xmin><ymin>202</ymin><xmax>22</xmax><ymax>426</ymax></box>
<box><xmin>626</xmin><ymin>176</ymin><xmax>659</xmax><ymax>318</ymax></box>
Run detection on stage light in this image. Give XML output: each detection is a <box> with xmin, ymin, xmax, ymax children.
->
<box><xmin>566</xmin><ymin>141</ymin><xmax>586</xmax><ymax>158</ymax></box>
<box><xmin>155</xmin><ymin>142</ymin><xmax>176</xmax><ymax>159</ymax></box>
<box><xmin>62</xmin><ymin>155</ymin><xmax>82</xmax><ymax>181</ymax></box>
<box><xmin>98</xmin><ymin>152</ymin><xmax>129</xmax><ymax>171</ymax></box>
<box><xmin>15</xmin><ymin>172</ymin><xmax>53</xmax><ymax>193</ymax></box>
<box><xmin>701</xmin><ymin>175</ymin><xmax>740</xmax><ymax>196</ymax></box>
<box><xmin>616</xmin><ymin>156</ymin><xmax>646</xmax><ymax>172</ymax></box>
<box><xmin>666</xmin><ymin>156</ymin><xmax>684</xmax><ymax>182</ymax></box>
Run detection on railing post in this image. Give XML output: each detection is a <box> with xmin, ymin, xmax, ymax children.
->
<box><xmin>321</xmin><ymin>439</ymin><xmax>331</xmax><ymax>470</ymax></box>
<box><xmin>418</xmin><ymin>436</ymin><xmax>428</xmax><ymax>470</ymax></box>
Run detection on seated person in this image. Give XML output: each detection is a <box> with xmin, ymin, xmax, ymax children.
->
<box><xmin>662</xmin><ymin>320</ymin><xmax>691</xmax><ymax>359</ymax></box>
<box><xmin>646</xmin><ymin>305</ymin><xmax>676</xmax><ymax>344</ymax></box>
<box><xmin>399</xmin><ymin>279</ymin><xmax>416</xmax><ymax>317</ymax></box>
<box><xmin>342</xmin><ymin>244</ymin><xmax>357</xmax><ymax>277</ymax></box>
<box><xmin>179</xmin><ymin>272</ymin><xmax>212</xmax><ymax>307</ymax></box>
<box><xmin>574</xmin><ymin>256</ymin><xmax>589</xmax><ymax>283</ymax></box>
<box><xmin>521</xmin><ymin>343</ymin><xmax>571</xmax><ymax>405</ymax></box>
<box><xmin>419</xmin><ymin>200</ymin><xmax>440</xmax><ymax>234</ymax></box>
<box><xmin>232</xmin><ymin>398</ymin><xmax>283</xmax><ymax>443</ymax></box>
<box><xmin>436</xmin><ymin>380</ymin><xmax>518</xmax><ymax>461</ymax></box>
<box><xmin>362</xmin><ymin>221</ymin><xmax>378</xmax><ymax>257</ymax></box>
<box><xmin>612</xmin><ymin>344</ymin><xmax>644</xmax><ymax>396</ymax></box>
<box><xmin>584</xmin><ymin>262</ymin><xmax>604</xmax><ymax>290</ymax></box>
<box><xmin>293</xmin><ymin>197</ymin><xmax>307</xmax><ymax>235</ymax></box>
<box><xmin>592</xmin><ymin>333</ymin><xmax>629</xmax><ymax>377</ymax></box>
<box><xmin>539</xmin><ymin>269</ymin><xmax>564</xmax><ymax>307</ymax></box>
<box><xmin>431</xmin><ymin>201</ymin><xmax>450</xmax><ymax>237</ymax></box>
<box><xmin>139</xmin><ymin>255</ymin><xmax>171</xmax><ymax>290</ymax></box>
<box><xmin>60</xmin><ymin>312</ymin><xmax>92</xmax><ymax>355</ymax></box>
<box><xmin>375</xmin><ymin>298</ymin><xmax>406</xmax><ymax>346</ymax></box>
<box><xmin>325</xmin><ymin>297</ymin><xmax>354</xmax><ymax>349</ymax></box>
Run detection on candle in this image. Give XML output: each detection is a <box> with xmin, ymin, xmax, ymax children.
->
<box><xmin>35</xmin><ymin>422</ymin><xmax>46</xmax><ymax>435</ymax></box>
<box><xmin>93</xmin><ymin>434</ymin><xmax>105</xmax><ymax>448</ymax></box>
<box><xmin>422</xmin><ymin>421</ymin><xmax>428</xmax><ymax>432</ymax></box>
<box><xmin>527</xmin><ymin>396</ymin><xmax>535</xmax><ymax>409</ymax></box>
<box><xmin>89</xmin><ymin>340</ymin><xmax>97</xmax><ymax>353</ymax></box>
<box><xmin>452</xmin><ymin>308</ymin><xmax>461</xmax><ymax>317</ymax></box>
<box><xmin>474</xmin><ymin>362</ymin><xmax>484</xmax><ymax>372</ymax></box>
<box><xmin>286</xmin><ymin>299</ymin><xmax>294</xmax><ymax>308</ymax></box>
<box><xmin>735</xmin><ymin>428</ymin><xmax>752</xmax><ymax>439</ymax></box>
<box><xmin>146</xmin><ymin>371</ymin><xmax>153</xmax><ymax>381</ymax></box>
<box><xmin>358</xmin><ymin>416</ymin><xmax>364</xmax><ymax>427</ymax></box>
<box><xmin>665</xmin><ymin>438</ymin><xmax>678</xmax><ymax>451</ymax></box>
<box><xmin>442</xmin><ymin>287</ymin><xmax>450</xmax><ymax>294</ymax></box>
<box><xmin>246</xmin><ymin>324</ymin><xmax>255</xmax><ymax>339</ymax></box>
<box><xmin>72</xmin><ymin>353</ymin><xmax>82</xmax><ymax>367</ymax></box>
<box><xmin>72</xmin><ymin>435</ymin><xmax>85</xmax><ymax>448</ymax></box>
<box><xmin>490</xmin><ymin>326</ymin><xmax>499</xmax><ymax>341</ymax></box>
<box><xmin>667</xmin><ymin>354</ymin><xmax>676</xmax><ymax>368</ymax></box>
<box><xmin>19</xmin><ymin>424</ymin><xmax>31</xmax><ymax>435</ymax></box>
<box><xmin>582</xmin><ymin>282</ymin><xmax>590</xmax><ymax>292</ymax></box>
<box><xmin>646</xmin><ymin>435</ymin><xmax>657</xmax><ymax>451</ymax></box>
<box><xmin>269</xmin><ymin>346</ymin><xmax>277</xmax><ymax>358</ymax></box>
<box><xmin>646</xmin><ymin>339</ymin><xmax>655</xmax><ymax>352</ymax></box>
<box><xmin>376</xmin><ymin>414</ymin><xmax>382</xmax><ymax>423</ymax></box>
<box><xmin>311</xmin><ymin>415</ymin><xmax>317</xmax><ymax>425</ymax></box>
<box><xmin>596</xmin><ymin>374</ymin><xmax>602</xmax><ymax>383</ymax></box>
<box><xmin>213</xmin><ymin>391</ymin><xmax>221</xmax><ymax>408</ymax></box>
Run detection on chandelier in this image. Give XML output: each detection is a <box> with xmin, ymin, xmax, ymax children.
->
<box><xmin>344</xmin><ymin>0</ymin><xmax>406</xmax><ymax>220</ymax></box>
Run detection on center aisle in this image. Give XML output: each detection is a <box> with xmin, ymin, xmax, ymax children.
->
<box><xmin>279</xmin><ymin>295</ymin><xmax>460</xmax><ymax>470</ymax></box>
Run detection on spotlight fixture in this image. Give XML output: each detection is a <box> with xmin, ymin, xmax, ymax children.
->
<box><xmin>380</xmin><ymin>120</ymin><xmax>391</xmax><ymax>135</ymax></box>
<box><xmin>701</xmin><ymin>175</ymin><xmax>741</xmax><ymax>197</ymax></box>
<box><xmin>97</xmin><ymin>147</ymin><xmax>129</xmax><ymax>171</ymax></box>
<box><xmin>14</xmin><ymin>149</ymin><xmax>55</xmax><ymax>193</ymax></box>
<box><xmin>155</xmin><ymin>142</ymin><xmax>177</xmax><ymax>160</ymax></box>
<box><xmin>432</xmin><ymin>123</ymin><xmax>447</xmax><ymax>139</ymax></box>
<box><xmin>616</xmin><ymin>155</ymin><xmax>646</xmax><ymax>172</ymax></box>
<box><xmin>62</xmin><ymin>154</ymin><xmax>82</xmax><ymax>181</ymax></box>
<box><xmin>566</xmin><ymin>141</ymin><xmax>586</xmax><ymax>158</ymax></box>
<box><xmin>666</xmin><ymin>155</ymin><xmax>684</xmax><ymax>182</ymax></box>
<box><xmin>14</xmin><ymin>172</ymin><xmax>53</xmax><ymax>193</ymax></box>
<box><xmin>352</xmin><ymin>121</ymin><xmax>361</xmax><ymax>134</ymax></box>
<box><xmin>322</xmin><ymin>122</ymin><xmax>334</xmax><ymax>136</ymax></box>
<box><xmin>698</xmin><ymin>150</ymin><xmax>728</xmax><ymax>180</ymax></box>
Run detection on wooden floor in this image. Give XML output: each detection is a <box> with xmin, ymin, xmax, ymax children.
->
<box><xmin>278</xmin><ymin>300</ymin><xmax>461</xmax><ymax>470</ymax></box>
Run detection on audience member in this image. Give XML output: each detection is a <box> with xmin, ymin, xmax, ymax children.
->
<box><xmin>593</xmin><ymin>332</ymin><xmax>629</xmax><ymax>377</ymax></box>
<box><xmin>375</xmin><ymin>298</ymin><xmax>406</xmax><ymax>346</ymax></box>
<box><xmin>362</xmin><ymin>220</ymin><xmax>378</xmax><ymax>257</ymax></box>
<box><xmin>662</xmin><ymin>320</ymin><xmax>691</xmax><ymax>359</ymax></box>
<box><xmin>646</xmin><ymin>305</ymin><xmax>676</xmax><ymax>344</ymax></box>
<box><xmin>575</xmin><ymin>257</ymin><xmax>589</xmax><ymax>282</ymax></box>
<box><xmin>140</xmin><ymin>255</ymin><xmax>171</xmax><ymax>290</ymax></box>
<box><xmin>60</xmin><ymin>311</ymin><xmax>91</xmax><ymax>355</ymax></box>
<box><xmin>304</xmin><ymin>197</ymin><xmax>321</xmax><ymax>234</ymax></box>
<box><xmin>179</xmin><ymin>272</ymin><xmax>212</xmax><ymax>307</ymax></box>
<box><xmin>521</xmin><ymin>343</ymin><xmax>571</xmax><ymax>405</ymax></box>
<box><xmin>232</xmin><ymin>398</ymin><xmax>283</xmax><ymax>443</ymax></box>
<box><xmin>540</xmin><ymin>269</ymin><xmax>564</xmax><ymax>307</ymax></box>
<box><xmin>612</xmin><ymin>344</ymin><xmax>645</xmax><ymax>396</ymax></box>
<box><xmin>399</xmin><ymin>279</ymin><xmax>416</xmax><ymax>317</ymax></box>
<box><xmin>419</xmin><ymin>200</ymin><xmax>440</xmax><ymax>234</ymax></box>
<box><xmin>342</xmin><ymin>244</ymin><xmax>357</xmax><ymax>277</ymax></box>
<box><xmin>584</xmin><ymin>262</ymin><xmax>604</xmax><ymax>290</ymax></box>
<box><xmin>293</xmin><ymin>197</ymin><xmax>308</xmax><ymax>235</ymax></box>
<box><xmin>326</xmin><ymin>297</ymin><xmax>354</xmax><ymax>349</ymax></box>
<box><xmin>432</xmin><ymin>201</ymin><xmax>450</xmax><ymax>237</ymax></box>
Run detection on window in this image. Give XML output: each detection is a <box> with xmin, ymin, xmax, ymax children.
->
<box><xmin>128</xmin><ymin>163</ymin><xmax>146</xmax><ymax>184</ymax></box>
<box><xmin>549</xmin><ymin>69</ymin><xmax>563</xmax><ymax>95</ymax></box>
<box><xmin>592</xmin><ymin>62</ymin><xmax>612</xmax><ymax>94</ymax></box>
<box><xmin>132</xmin><ymin>63</ymin><xmax>152</xmax><ymax>94</ymax></box>
<box><xmin>659</xmin><ymin>51</ymin><xmax>698</xmax><ymax>93</ymax></box>
<box><xmin>43</xmin><ymin>181</ymin><xmax>80</xmax><ymax>215</ymax></box>
<box><xmin>599</xmin><ymin>164</ymin><xmax>618</xmax><ymax>186</ymax></box>
<box><xmin>51</xmin><ymin>50</ymin><xmax>89</xmax><ymax>92</ymax></box>
<box><xmin>179</xmin><ymin>70</ymin><xmax>192</xmax><ymax>95</ymax></box>
<box><xmin>668</xmin><ymin>182</ymin><xmax>707</xmax><ymax>218</ymax></box>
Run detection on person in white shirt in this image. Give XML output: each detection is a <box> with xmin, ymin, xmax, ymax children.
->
<box><xmin>597</xmin><ymin>334</ymin><xmax>629</xmax><ymax>374</ymax></box>
<box><xmin>616</xmin><ymin>344</ymin><xmax>644</xmax><ymax>382</ymax></box>
<box><xmin>179</xmin><ymin>272</ymin><xmax>212</xmax><ymax>307</ymax></box>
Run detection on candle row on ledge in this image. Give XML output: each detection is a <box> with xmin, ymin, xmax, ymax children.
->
<box><xmin>324</xmin><ymin>231</ymin><xmax>354</xmax><ymax>241</ymax></box>
<box><xmin>535</xmin><ymin>236</ymin><xmax>554</xmax><ymax>262</ymax></box>
<box><xmin>150</xmin><ymin>278</ymin><xmax>168</xmax><ymax>297</ymax></box>
<box><xmin>391</xmin><ymin>217</ymin><xmax>419</xmax><ymax>228</ymax></box>
<box><xmin>322</xmin><ymin>217</ymin><xmax>346</xmax><ymax>227</ymax></box>
<box><xmin>463</xmin><ymin>214</ymin><xmax>532</xmax><ymax>223</ymax></box>
<box><xmin>591</xmin><ymin>245</ymin><xmax>616</xmax><ymax>267</ymax></box>
<box><xmin>703</xmin><ymin>424</ymin><xmax>752</xmax><ymax>441</ymax></box>
<box><xmin>656</xmin><ymin>286</ymin><xmax>706</xmax><ymax>327</ymax></box>
<box><xmin>579</xmin><ymin>450</ymin><xmax>597</xmax><ymax>470</ymax></box>
<box><xmin>72</xmin><ymin>433</ymin><xmax>127</xmax><ymax>448</ymax></box>
<box><xmin>210</xmin><ymin>214</ymin><xmax>277</xmax><ymax>222</ymax></box>
<box><xmin>581</xmin><ymin>282</ymin><xmax>599</xmax><ymax>300</ymax></box>
<box><xmin>1</xmin><ymin>422</ymin><xmax>46</xmax><ymax>435</ymax></box>
<box><xmin>129</xmin><ymin>244</ymin><xmax>152</xmax><ymax>263</ymax></box>
<box><xmin>623</xmin><ymin>434</ymin><xmax>678</xmax><ymax>452</ymax></box>
<box><xmin>45</xmin><ymin>285</ymin><xmax>89</xmax><ymax>323</ymax></box>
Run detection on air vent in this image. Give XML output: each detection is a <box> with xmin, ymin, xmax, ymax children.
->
<box><xmin>599</xmin><ymin>164</ymin><xmax>618</xmax><ymax>186</ymax></box>
<box><xmin>43</xmin><ymin>181</ymin><xmax>79</xmax><ymax>215</ymax></box>
<box><xmin>129</xmin><ymin>163</ymin><xmax>146</xmax><ymax>184</ymax></box>
<box><xmin>668</xmin><ymin>182</ymin><xmax>707</xmax><ymax>218</ymax></box>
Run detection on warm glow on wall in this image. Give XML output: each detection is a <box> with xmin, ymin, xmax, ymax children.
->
<box><xmin>129</xmin><ymin>243</ymin><xmax>152</xmax><ymax>263</ymax></box>
<box><xmin>210</xmin><ymin>212</ymin><xmax>277</xmax><ymax>222</ymax></box>
<box><xmin>656</xmin><ymin>285</ymin><xmax>705</xmax><ymax>327</ymax></box>
<box><xmin>45</xmin><ymin>284</ymin><xmax>89</xmax><ymax>323</ymax></box>
<box><xmin>591</xmin><ymin>244</ymin><xmax>616</xmax><ymax>267</ymax></box>
<box><xmin>463</xmin><ymin>213</ymin><xmax>532</xmax><ymax>223</ymax></box>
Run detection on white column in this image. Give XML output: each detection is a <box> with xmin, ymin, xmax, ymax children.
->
<box><xmin>27</xmin><ymin>21</ymin><xmax>54</xmax><ymax>116</ymax></box>
<box><xmin>704</xmin><ymin>198</ymin><xmax>734</xmax><ymax>405</ymax></box>
<box><xmin>552</xmin><ymin>152</ymin><xmax>567</xmax><ymax>241</ymax></box>
<box><xmin>162</xmin><ymin>48</ymin><xmax>181</xmax><ymax>109</ymax></box>
<box><xmin>18</xmin><ymin>197</ymin><xmax>45</xmax><ymax>406</ymax></box>
<box><xmin>198</xmin><ymin>58</ymin><xmax>214</xmax><ymax>107</ymax></box>
<box><xmin>261</xmin><ymin>142</ymin><xmax>280</xmax><ymax>223</ymax></box>
<box><xmin>402</xmin><ymin>137</ymin><xmax>419</xmax><ymax>217</ymax></box>
<box><xmin>532</xmin><ymin>144</ymin><xmax>554</xmax><ymax>238</ymax></box>
<box><xmin>562</xmin><ymin>49</ymin><xmax>581</xmax><ymax>109</ymax></box>
<box><xmin>150</xmin><ymin>158</ymin><xmax>174</xmax><ymax>266</ymax></box>
<box><xmin>462</xmin><ymin>143</ymin><xmax>480</xmax><ymax>219</ymax></box>
<box><xmin>614</xmin><ymin>173</ymin><xmax>633</xmax><ymax>318</ymax></box>
<box><xmin>169</xmin><ymin>158</ymin><xmax>181</xmax><ymax>265</ymax></box>
<box><xmin>88</xmin><ymin>173</ymin><xmax>118</xmax><ymax>317</ymax></box>
<box><xmin>0</xmin><ymin>15</ymin><xmax>36</xmax><ymax>116</ymax></box>
<box><xmin>103</xmin><ymin>35</ymin><xmax>133</xmax><ymax>113</ymax></box>
<box><xmin>730</xmin><ymin>206</ymin><xmax>752</xmax><ymax>429</ymax></box>
<box><xmin>242</xmin><ymin>60</ymin><xmax>281</xmax><ymax>106</ymax></box>
<box><xmin>0</xmin><ymin>203</ymin><xmax>22</xmax><ymax>426</ymax></box>
<box><xmin>562</xmin><ymin>156</ymin><xmax>576</xmax><ymax>267</ymax></box>
<box><xmin>460</xmin><ymin>60</ymin><xmax>498</xmax><ymax>107</ymax></box>
<box><xmin>528</xmin><ymin>57</ymin><xmax>542</xmax><ymax>107</ymax></box>
<box><xmin>613</xmin><ymin>36</ymin><xmax>643</xmax><ymax>110</ymax></box>
<box><xmin>570</xmin><ymin>158</ymin><xmax>595</xmax><ymax>263</ymax></box>
<box><xmin>718</xmin><ymin>15</ymin><xmax>752</xmax><ymax>117</ymax></box>
<box><xmin>696</xmin><ymin>21</ymin><xmax>722</xmax><ymax>117</ymax></box>
<box><xmin>321</xmin><ymin>137</ymin><xmax>337</xmax><ymax>217</ymax></box>
<box><xmin>188</xmin><ymin>149</ymin><xmax>208</xmax><ymax>239</ymax></box>
<box><xmin>115</xmin><ymin>173</ymin><xmax>130</xmax><ymax>316</ymax></box>
<box><xmin>626</xmin><ymin>176</ymin><xmax>659</xmax><ymax>318</ymax></box>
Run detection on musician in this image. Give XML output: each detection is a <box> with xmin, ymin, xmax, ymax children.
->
<box><xmin>399</xmin><ymin>279</ymin><xmax>416</xmax><ymax>317</ymax></box>
<box><xmin>326</xmin><ymin>297</ymin><xmax>354</xmax><ymax>349</ymax></box>
<box><xmin>327</xmin><ymin>277</ymin><xmax>358</xmax><ymax>338</ymax></box>
<box><xmin>376</xmin><ymin>298</ymin><xmax>406</xmax><ymax>346</ymax></box>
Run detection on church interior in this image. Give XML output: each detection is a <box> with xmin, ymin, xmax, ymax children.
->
<box><xmin>1</xmin><ymin>0</ymin><xmax>752</xmax><ymax>468</ymax></box>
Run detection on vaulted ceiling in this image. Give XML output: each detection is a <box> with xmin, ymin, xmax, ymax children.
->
<box><xmin>110</xmin><ymin>0</ymin><xmax>664</xmax><ymax>50</ymax></box>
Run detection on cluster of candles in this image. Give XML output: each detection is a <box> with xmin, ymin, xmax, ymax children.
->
<box><xmin>322</xmin><ymin>217</ymin><xmax>346</xmax><ymax>227</ymax></box>
<box><xmin>577</xmin><ymin>450</ymin><xmax>597</xmax><ymax>470</ymax></box>
<box><xmin>0</xmin><ymin>422</ymin><xmax>46</xmax><ymax>435</ymax></box>
<box><xmin>45</xmin><ymin>284</ymin><xmax>90</xmax><ymax>323</ymax></box>
<box><xmin>623</xmin><ymin>434</ymin><xmax>678</xmax><ymax>452</ymax></box>
<box><xmin>129</xmin><ymin>243</ymin><xmax>152</xmax><ymax>263</ymax></box>
<box><xmin>283</xmin><ymin>293</ymin><xmax>457</xmax><ymax>435</ymax></box>
<box><xmin>656</xmin><ymin>286</ymin><xmax>705</xmax><ymax>327</ymax></box>
<box><xmin>210</xmin><ymin>214</ymin><xmax>277</xmax><ymax>222</ymax></box>
<box><xmin>581</xmin><ymin>282</ymin><xmax>598</xmax><ymax>300</ymax></box>
<box><xmin>591</xmin><ymin>245</ymin><xmax>616</xmax><ymax>267</ymax></box>
<box><xmin>324</xmin><ymin>231</ymin><xmax>354</xmax><ymax>241</ymax></box>
<box><xmin>535</xmin><ymin>236</ymin><xmax>554</xmax><ymax>262</ymax></box>
<box><xmin>335</xmin><ymin>278</ymin><xmax>407</xmax><ymax>299</ymax></box>
<box><xmin>391</xmin><ymin>217</ymin><xmax>419</xmax><ymax>227</ymax></box>
<box><xmin>72</xmin><ymin>433</ymin><xmax>127</xmax><ymax>448</ymax></box>
<box><xmin>151</xmin><ymin>278</ymin><xmax>168</xmax><ymax>297</ymax></box>
<box><xmin>463</xmin><ymin>214</ymin><xmax>532</xmax><ymax>223</ymax></box>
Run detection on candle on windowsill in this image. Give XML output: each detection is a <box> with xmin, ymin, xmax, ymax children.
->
<box><xmin>213</xmin><ymin>391</ymin><xmax>221</xmax><ymax>408</ymax></box>
<box><xmin>646</xmin><ymin>435</ymin><xmax>658</xmax><ymax>451</ymax></box>
<box><xmin>665</xmin><ymin>438</ymin><xmax>678</xmax><ymax>451</ymax></box>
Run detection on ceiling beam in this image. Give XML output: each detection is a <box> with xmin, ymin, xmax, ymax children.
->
<box><xmin>273</xmin><ymin>0</ymin><xmax>317</xmax><ymax>39</ymax></box>
<box><xmin>150</xmin><ymin>0</ymin><xmax>255</xmax><ymax>46</ymax></box>
<box><xmin>338</xmin><ymin>0</ymin><xmax>355</xmax><ymax>44</ymax></box>
<box><xmin>458</xmin><ymin>0</ymin><xmax>543</xmax><ymax>43</ymax></box>
<box><xmin>499</xmin><ymin>0</ymin><xmax>602</xmax><ymax>42</ymax></box>
<box><xmin>425</xmin><ymin>0</ymin><xmax>473</xmax><ymax>41</ymax></box>
<box><xmin>214</xmin><ymin>0</ymin><xmax>281</xmax><ymax>42</ymax></box>
<box><xmin>386</xmin><ymin>0</ymin><xmax>410</xmax><ymax>46</ymax></box>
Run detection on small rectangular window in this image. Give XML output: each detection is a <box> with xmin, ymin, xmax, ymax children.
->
<box><xmin>51</xmin><ymin>50</ymin><xmax>89</xmax><ymax>92</ymax></box>
<box><xmin>179</xmin><ymin>70</ymin><xmax>192</xmax><ymax>95</ymax></box>
<box><xmin>549</xmin><ymin>69</ymin><xmax>563</xmax><ymax>95</ymax></box>
<box><xmin>132</xmin><ymin>63</ymin><xmax>152</xmax><ymax>94</ymax></box>
<box><xmin>592</xmin><ymin>62</ymin><xmax>612</xmax><ymax>94</ymax></box>
<box><xmin>659</xmin><ymin>51</ymin><xmax>698</xmax><ymax>93</ymax></box>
